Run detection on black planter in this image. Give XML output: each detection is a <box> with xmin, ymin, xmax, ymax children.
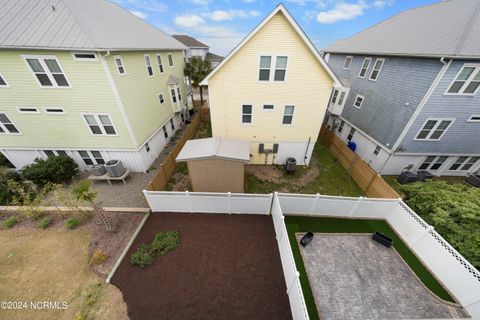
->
<box><xmin>397</xmin><ymin>171</ymin><xmax>417</xmax><ymax>184</ymax></box>
<box><xmin>300</xmin><ymin>232</ymin><xmax>314</xmax><ymax>247</ymax></box>
<box><xmin>465</xmin><ymin>175</ymin><xmax>480</xmax><ymax>188</ymax></box>
<box><xmin>372</xmin><ymin>232</ymin><xmax>393</xmax><ymax>248</ymax></box>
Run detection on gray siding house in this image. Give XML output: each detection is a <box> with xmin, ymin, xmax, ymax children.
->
<box><xmin>323</xmin><ymin>0</ymin><xmax>480</xmax><ymax>176</ymax></box>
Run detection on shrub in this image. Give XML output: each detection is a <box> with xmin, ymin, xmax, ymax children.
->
<box><xmin>75</xmin><ymin>312</ymin><xmax>87</xmax><ymax>320</ymax></box>
<box><xmin>65</xmin><ymin>218</ymin><xmax>80</xmax><ymax>230</ymax></box>
<box><xmin>38</xmin><ymin>217</ymin><xmax>52</xmax><ymax>229</ymax></box>
<box><xmin>22</xmin><ymin>156</ymin><xmax>78</xmax><ymax>186</ymax></box>
<box><xmin>0</xmin><ymin>168</ymin><xmax>24</xmax><ymax>205</ymax></box>
<box><xmin>2</xmin><ymin>216</ymin><xmax>18</xmax><ymax>229</ymax></box>
<box><xmin>130</xmin><ymin>230</ymin><xmax>180</xmax><ymax>268</ymax></box>
<box><xmin>89</xmin><ymin>249</ymin><xmax>108</xmax><ymax>265</ymax></box>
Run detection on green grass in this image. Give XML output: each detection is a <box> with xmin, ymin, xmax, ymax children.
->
<box><xmin>246</xmin><ymin>143</ymin><xmax>363</xmax><ymax>196</ymax></box>
<box><xmin>285</xmin><ymin>216</ymin><xmax>455</xmax><ymax>320</ymax></box>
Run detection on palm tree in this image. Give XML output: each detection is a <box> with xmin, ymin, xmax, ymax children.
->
<box><xmin>184</xmin><ymin>56</ymin><xmax>212</xmax><ymax>105</ymax></box>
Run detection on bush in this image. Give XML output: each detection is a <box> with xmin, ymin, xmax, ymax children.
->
<box><xmin>0</xmin><ymin>168</ymin><xmax>24</xmax><ymax>205</ymax></box>
<box><xmin>65</xmin><ymin>218</ymin><xmax>80</xmax><ymax>230</ymax></box>
<box><xmin>130</xmin><ymin>230</ymin><xmax>180</xmax><ymax>268</ymax></box>
<box><xmin>401</xmin><ymin>180</ymin><xmax>480</xmax><ymax>269</ymax></box>
<box><xmin>38</xmin><ymin>217</ymin><xmax>52</xmax><ymax>229</ymax></box>
<box><xmin>22</xmin><ymin>156</ymin><xmax>78</xmax><ymax>186</ymax></box>
<box><xmin>2</xmin><ymin>216</ymin><xmax>18</xmax><ymax>229</ymax></box>
<box><xmin>89</xmin><ymin>249</ymin><xmax>108</xmax><ymax>265</ymax></box>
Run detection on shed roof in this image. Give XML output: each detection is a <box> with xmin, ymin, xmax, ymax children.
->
<box><xmin>176</xmin><ymin>137</ymin><xmax>250</xmax><ymax>162</ymax></box>
<box><xmin>0</xmin><ymin>0</ymin><xmax>186</xmax><ymax>51</ymax></box>
<box><xmin>324</xmin><ymin>0</ymin><xmax>480</xmax><ymax>58</ymax></box>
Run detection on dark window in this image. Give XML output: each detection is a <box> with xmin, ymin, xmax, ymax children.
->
<box><xmin>259</xmin><ymin>56</ymin><xmax>271</xmax><ymax>81</ymax></box>
<box><xmin>0</xmin><ymin>75</ymin><xmax>7</xmax><ymax>86</ymax></box>
<box><xmin>347</xmin><ymin>128</ymin><xmax>355</xmax><ymax>141</ymax></box>
<box><xmin>170</xmin><ymin>119</ymin><xmax>175</xmax><ymax>130</ymax></box>
<box><xmin>163</xmin><ymin>126</ymin><xmax>168</xmax><ymax>139</ymax></box>
<box><xmin>74</xmin><ymin>53</ymin><xmax>96</xmax><ymax>60</ymax></box>
<box><xmin>242</xmin><ymin>105</ymin><xmax>252</xmax><ymax>124</ymax></box>
<box><xmin>282</xmin><ymin>105</ymin><xmax>294</xmax><ymax>124</ymax></box>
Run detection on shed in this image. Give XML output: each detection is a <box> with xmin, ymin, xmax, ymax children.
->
<box><xmin>176</xmin><ymin>137</ymin><xmax>250</xmax><ymax>192</ymax></box>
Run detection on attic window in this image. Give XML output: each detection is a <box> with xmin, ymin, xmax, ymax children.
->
<box><xmin>0</xmin><ymin>74</ymin><xmax>8</xmax><ymax>87</ymax></box>
<box><xmin>73</xmin><ymin>52</ymin><xmax>97</xmax><ymax>61</ymax></box>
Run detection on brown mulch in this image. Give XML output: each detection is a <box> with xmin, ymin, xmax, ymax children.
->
<box><xmin>246</xmin><ymin>160</ymin><xmax>320</xmax><ymax>187</ymax></box>
<box><xmin>111</xmin><ymin>213</ymin><xmax>292</xmax><ymax>320</ymax></box>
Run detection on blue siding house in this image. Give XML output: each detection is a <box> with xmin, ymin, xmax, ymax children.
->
<box><xmin>323</xmin><ymin>0</ymin><xmax>480</xmax><ymax>176</ymax></box>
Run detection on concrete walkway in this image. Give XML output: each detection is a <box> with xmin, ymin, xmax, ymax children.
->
<box><xmin>297</xmin><ymin>234</ymin><xmax>469</xmax><ymax>320</ymax></box>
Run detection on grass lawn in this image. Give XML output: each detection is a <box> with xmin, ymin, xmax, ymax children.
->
<box><xmin>285</xmin><ymin>216</ymin><xmax>455</xmax><ymax>320</ymax></box>
<box><xmin>193</xmin><ymin>119</ymin><xmax>212</xmax><ymax>139</ymax></box>
<box><xmin>0</xmin><ymin>229</ymin><xmax>127</xmax><ymax>320</ymax></box>
<box><xmin>246</xmin><ymin>143</ymin><xmax>363</xmax><ymax>196</ymax></box>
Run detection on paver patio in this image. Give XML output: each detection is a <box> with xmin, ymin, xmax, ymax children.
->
<box><xmin>297</xmin><ymin>234</ymin><xmax>469</xmax><ymax>320</ymax></box>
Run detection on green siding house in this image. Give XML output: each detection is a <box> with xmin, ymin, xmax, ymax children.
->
<box><xmin>0</xmin><ymin>0</ymin><xmax>191</xmax><ymax>172</ymax></box>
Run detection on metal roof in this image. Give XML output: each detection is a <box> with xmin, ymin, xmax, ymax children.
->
<box><xmin>176</xmin><ymin>137</ymin><xmax>250</xmax><ymax>162</ymax></box>
<box><xmin>172</xmin><ymin>35</ymin><xmax>209</xmax><ymax>49</ymax></box>
<box><xmin>206</xmin><ymin>52</ymin><xmax>224</xmax><ymax>61</ymax></box>
<box><xmin>167</xmin><ymin>75</ymin><xmax>180</xmax><ymax>85</ymax></box>
<box><xmin>0</xmin><ymin>0</ymin><xmax>187</xmax><ymax>51</ymax></box>
<box><xmin>325</xmin><ymin>0</ymin><xmax>480</xmax><ymax>58</ymax></box>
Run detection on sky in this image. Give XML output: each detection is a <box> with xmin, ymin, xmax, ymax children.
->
<box><xmin>112</xmin><ymin>0</ymin><xmax>441</xmax><ymax>56</ymax></box>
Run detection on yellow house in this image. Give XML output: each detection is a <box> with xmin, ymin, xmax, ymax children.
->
<box><xmin>201</xmin><ymin>4</ymin><xmax>341</xmax><ymax>165</ymax></box>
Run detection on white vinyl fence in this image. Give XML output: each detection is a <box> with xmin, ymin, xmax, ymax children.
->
<box><xmin>143</xmin><ymin>191</ymin><xmax>272</xmax><ymax>215</ymax></box>
<box><xmin>277</xmin><ymin>193</ymin><xmax>480</xmax><ymax>319</ymax></box>
<box><xmin>271</xmin><ymin>195</ymin><xmax>309</xmax><ymax>320</ymax></box>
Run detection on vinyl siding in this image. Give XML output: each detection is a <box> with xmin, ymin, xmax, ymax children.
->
<box><xmin>399</xmin><ymin>59</ymin><xmax>480</xmax><ymax>154</ymax></box>
<box><xmin>328</xmin><ymin>54</ymin><xmax>443</xmax><ymax>149</ymax></box>
<box><xmin>208</xmin><ymin>12</ymin><xmax>333</xmax><ymax>151</ymax></box>
<box><xmin>0</xmin><ymin>50</ymin><xmax>133</xmax><ymax>149</ymax></box>
<box><xmin>106</xmin><ymin>50</ymin><xmax>186</xmax><ymax>146</ymax></box>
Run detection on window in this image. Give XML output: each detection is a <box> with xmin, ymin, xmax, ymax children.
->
<box><xmin>0</xmin><ymin>73</ymin><xmax>9</xmax><ymax>87</ymax></box>
<box><xmin>156</xmin><ymin>54</ymin><xmax>164</xmax><ymax>73</ymax></box>
<box><xmin>0</xmin><ymin>113</ymin><xmax>20</xmax><ymax>134</ymax></box>
<box><xmin>177</xmin><ymin>87</ymin><xmax>182</xmax><ymax>101</ymax></box>
<box><xmin>168</xmin><ymin>53</ymin><xmax>174</xmax><ymax>67</ymax></box>
<box><xmin>144</xmin><ymin>54</ymin><xmax>153</xmax><ymax>76</ymax></box>
<box><xmin>24</xmin><ymin>56</ymin><xmax>69</xmax><ymax>87</ymax></box>
<box><xmin>44</xmin><ymin>150</ymin><xmax>67</xmax><ymax>157</ymax></box>
<box><xmin>83</xmin><ymin>114</ymin><xmax>116</xmax><ymax>135</ymax></box>
<box><xmin>338</xmin><ymin>91</ymin><xmax>347</xmax><ymax>106</ymax></box>
<box><xmin>259</xmin><ymin>56</ymin><xmax>271</xmax><ymax>81</ymax></box>
<box><xmin>353</xmin><ymin>95</ymin><xmax>364</xmax><ymax>109</ymax></box>
<box><xmin>369</xmin><ymin>58</ymin><xmax>384</xmax><ymax>81</ymax></box>
<box><xmin>415</xmin><ymin>119</ymin><xmax>453</xmax><ymax>140</ymax></box>
<box><xmin>468</xmin><ymin>115</ymin><xmax>480</xmax><ymax>122</ymax></box>
<box><xmin>263</xmin><ymin>104</ymin><xmax>274</xmax><ymax>111</ymax></box>
<box><xmin>274</xmin><ymin>56</ymin><xmax>288</xmax><ymax>81</ymax></box>
<box><xmin>373</xmin><ymin>145</ymin><xmax>381</xmax><ymax>156</ymax></box>
<box><xmin>343</xmin><ymin>56</ymin><xmax>353</xmax><ymax>70</ymax></box>
<box><xmin>159</xmin><ymin>93</ymin><xmax>165</xmax><ymax>105</ymax></box>
<box><xmin>450</xmin><ymin>156</ymin><xmax>479</xmax><ymax>171</ymax></box>
<box><xmin>241</xmin><ymin>105</ymin><xmax>252</xmax><ymax>124</ymax></box>
<box><xmin>347</xmin><ymin>127</ymin><xmax>355</xmax><ymax>141</ymax></box>
<box><xmin>114</xmin><ymin>55</ymin><xmax>125</xmax><ymax>74</ymax></box>
<box><xmin>170</xmin><ymin>119</ymin><xmax>175</xmax><ymax>130</ymax></box>
<box><xmin>145</xmin><ymin>142</ymin><xmax>150</xmax><ymax>152</ymax></box>
<box><xmin>170</xmin><ymin>88</ymin><xmax>177</xmax><ymax>103</ymax></box>
<box><xmin>72</xmin><ymin>52</ymin><xmax>97</xmax><ymax>61</ymax></box>
<box><xmin>44</xmin><ymin>107</ymin><xmax>64</xmax><ymax>114</ymax></box>
<box><xmin>446</xmin><ymin>65</ymin><xmax>480</xmax><ymax>95</ymax></box>
<box><xmin>162</xmin><ymin>126</ymin><xmax>168</xmax><ymax>139</ymax></box>
<box><xmin>282</xmin><ymin>105</ymin><xmax>294</xmax><ymax>124</ymax></box>
<box><xmin>358</xmin><ymin>57</ymin><xmax>371</xmax><ymax>78</ymax></box>
<box><xmin>44</xmin><ymin>150</ymin><xmax>55</xmax><ymax>157</ymax></box>
<box><xmin>331</xmin><ymin>89</ymin><xmax>339</xmax><ymax>104</ymax></box>
<box><xmin>17</xmin><ymin>107</ymin><xmax>39</xmax><ymax>113</ymax></box>
<box><xmin>79</xmin><ymin>151</ymin><xmax>104</xmax><ymax>165</ymax></box>
<box><xmin>419</xmin><ymin>156</ymin><xmax>447</xmax><ymax>171</ymax></box>
<box><xmin>338</xmin><ymin>120</ymin><xmax>345</xmax><ymax>133</ymax></box>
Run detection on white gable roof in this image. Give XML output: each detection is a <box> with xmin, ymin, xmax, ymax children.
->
<box><xmin>0</xmin><ymin>0</ymin><xmax>186</xmax><ymax>51</ymax></box>
<box><xmin>200</xmin><ymin>4</ymin><xmax>341</xmax><ymax>86</ymax></box>
<box><xmin>176</xmin><ymin>137</ymin><xmax>250</xmax><ymax>162</ymax></box>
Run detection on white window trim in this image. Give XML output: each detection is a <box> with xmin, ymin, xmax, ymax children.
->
<box><xmin>144</xmin><ymin>54</ymin><xmax>154</xmax><ymax>77</ymax></box>
<box><xmin>358</xmin><ymin>57</ymin><xmax>372</xmax><ymax>79</ymax></box>
<box><xmin>444</xmin><ymin>64</ymin><xmax>480</xmax><ymax>96</ymax></box>
<box><xmin>21</xmin><ymin>55</ymin><xmax>71</xmax><ymax>88</ymax></box>
<box><xmin>414</xmin><ymin>118</ymin><xmax>455</xmax><ymax>141</ymax></box>
<box><xmin>262</xmin><ymin>103</ymin><xmax>275</xmax><ymax>112</ymax></box>
<box><xmin>169</xmin><ymin>86</ymin><xmax>179</xmax><ymax>105</ymax></box>
<box><xmin>113</xmin><ymin>55</ymin><xmax>126</xmax><ymax>75</ymax></box>
<box><xmin>43</xmin><ymin>106</ymin><xmax>65</xmax><ymax>114</ymax></box>
<box><xmin>241</xmin><ymin>104</ymin><xmax>253</xmax><ymax>125</ymax></box>
<box><xmin>281</xmin><ymin>105</ymin><xmax>295</xmax><ymax>126</ymax></box>
<box><xmin>373</xmin><ymin>145</ymin><xmax>381</xmax><ymax>157</ymax></box>
<box><xmin>0</xmin><ymin>73</ymin><xmax>10</xmax><ymax>87</ymax></box>
<box><xmin>0</xmin><ymin>112</ymin><xmax>21</xmax><ymax>135</ymax></box>
<box><xmin>369</xmin><ymin>58</ymin><xmax>385</xmax><ymax>81</ymax></box>
<box><xmin>343</xmin><ymin>56</ymin><xmax>353</xmax><ymax>70</ymax></box>
<box><xmin>467</xmin><ymin>115</ymin><xmax>480</xmax><ymax>122</ymax></box>
<box><xmin>257</xmin><ymin>54</ymin><xmax>289</xmax><ymax>83</ymax></box>
<box><xmin>81</xmin><ymin>113</ymin><xmax>118</xmax><ymax>136</ymax></box>
<box><xmin>353</xmin><ymin>94</ymin><xmax>364</xmax><ymax>109</ymax></box>
<box><xmin>418</xmin><ymin>155</ymin><xmax>448</xmax><ymax>171</ymax></box>
<box><xmin>159</xmin><ymin>92</ymin><xmax>165</xmax><ymax>105</ymax></box>
<box><xmin>79</xmin><ymin>150</ymin><xmax>105</xmax><ymax>166</ymax></box>
<box><xmin>156</xmin><ymin>53</ymin><xmax>164</xmax><ymax>73</ymax></box>
<box><xmin>168</xmin><ymin>53</ymin><xmax>175</xmax><ymax>68</ymax></box>
<box><xmin>16</xmin><ymin>106</ymin><xmax>40</xmax><ymax>114</ymax></box>
<box><xmin>71</xmin><ymin>52</ymin><xmax>98</xmax><ymax>61</ymax></box>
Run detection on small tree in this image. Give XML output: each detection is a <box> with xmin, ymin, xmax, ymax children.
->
<box><xmin>72</xmin><ymin>180</ymin><xmax>116</xmax><ymax>232</ymax></box>
<box><xmin>184</xmin><ymin>57</ymin><xmax>212</xmax><ymax>105</ymax></box>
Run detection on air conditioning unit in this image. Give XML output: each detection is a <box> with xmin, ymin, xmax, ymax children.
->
<box><xmin>105</xmin><ymin>160</ymin><xmax>126</xmax><ymax>177</ymax></box>
<box><xmin>91</xmin><ymin>164</ymin><xmax>106</xmax><ymax>176</ymax></box>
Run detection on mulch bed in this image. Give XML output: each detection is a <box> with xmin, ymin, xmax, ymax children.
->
<box><xmin>111</xmin><ymin>213</ymin><xmax>292</xmax><ymax>320</ymax></box>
